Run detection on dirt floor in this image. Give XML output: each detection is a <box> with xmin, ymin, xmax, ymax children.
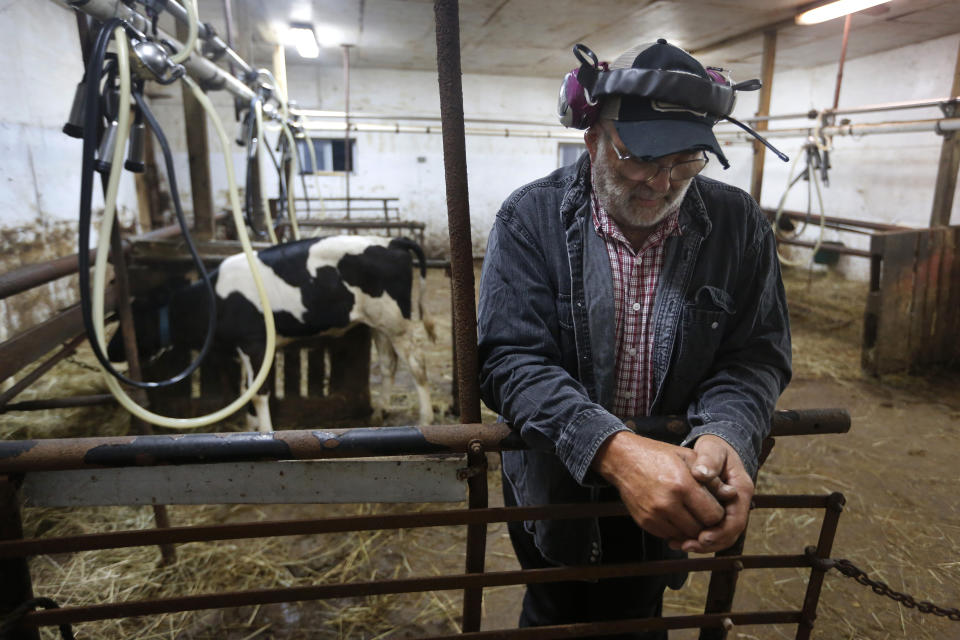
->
<box><xmin>3</xmin><ymin>263</ymin><xmax>960</xmax><ymax>639</ymax></box>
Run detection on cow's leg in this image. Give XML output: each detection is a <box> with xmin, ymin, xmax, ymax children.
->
<box><xmin>386</xmin><ymin>329</ymin><xmax>433</xmax><ymax>425</ymax></box>
<box><xmin>238</xmin><ymin>347</ymin><xmax>273</xmax><ymax>433</ymax></box>
<box><xmin>371</xmin><ymin>329</ymin><xmax>398</xmax><ymax>419</ymax></box>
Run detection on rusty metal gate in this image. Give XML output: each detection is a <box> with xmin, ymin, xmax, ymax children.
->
<box><xmin>0</xmin><ymin>411</ymin><xmax>849</xmax><ymax>639</ymax></box>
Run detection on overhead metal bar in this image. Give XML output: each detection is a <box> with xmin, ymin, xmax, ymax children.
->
<box><xmin>717</xmin><ymin>117</ymin><xmax>960</xmax><ymax>142</ymax></box>
<box><xmin>742</xmin><ymin>96</ymin><xmax>960</xmax><ymax>123</ymax></box>
<box><xmin>58</xmin><ymin>0</ymin><xmax>279</xmax><ymax>114</ymax></box>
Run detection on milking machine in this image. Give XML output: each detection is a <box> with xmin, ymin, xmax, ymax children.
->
<box><xmin>771</xmin><ymin>130</ymin><xmax>832</xmax><ymax>267</ymax></box>
<box><xmin>68</xmin><ymin>3</ymin><xmax>281</xmax><ymax>429</ymax></box>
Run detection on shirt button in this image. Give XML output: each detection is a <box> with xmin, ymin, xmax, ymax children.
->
<box><xmin>628</xmin><ymin>347</ymin><xmax>637</xmax><ymax>356</ymax></box>
<box><xmin>635</xmin><ymin>256</ymin><xmax>643</xmax><ymax>265</ymax></box>
<box><xmin>711</xmin><ymin>321</ymin><xmax>719</xmax><ymax>329</ymax></box>
<box><xmin>632</xmin><ymin>302</ymin><xmax>641</xmax><ymax>311</ymax></box>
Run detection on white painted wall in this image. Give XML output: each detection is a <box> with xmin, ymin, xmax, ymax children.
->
<box><xmin>1</xmin><ymin>3</ymin><xmax>958</xmax><ymax>343</ymax></box>
<box><xmin>0</xmin><ymin>1</ymin><xmax>141</xmax><ymax>342</ymax></box>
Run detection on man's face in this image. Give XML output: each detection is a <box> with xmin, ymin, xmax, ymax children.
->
<box><xmin>588</xmin><ymin>122</ymin><xmax>695</xmax><ymax>232</ymax></box>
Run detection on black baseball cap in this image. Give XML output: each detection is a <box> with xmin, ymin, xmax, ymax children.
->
<box><xmin>600</xmin><ymin>39</ymin><xmax>730</xmax><ymax>168</ymax></box>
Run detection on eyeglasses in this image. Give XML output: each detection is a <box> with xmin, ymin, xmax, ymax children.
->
<box><xmin>602</xmin><ymin>125</ymin><xmax>709</xmax><ymax>183</ymax></box>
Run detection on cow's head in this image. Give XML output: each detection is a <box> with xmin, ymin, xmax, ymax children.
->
<box><xmin>106</xmin><ymin>281</ymin><xmax>185</xmax><ymax>362</ymax></box>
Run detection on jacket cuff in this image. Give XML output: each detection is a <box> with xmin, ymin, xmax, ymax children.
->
<box><xmin>556</xmin><ymin>407</ymin><xmax>630</xmax><ymax>486</ymax></box>
<box><xmin>682</xmin><ymin>422</ymin><xmax>759</xmax><ymax>480</ymax></box>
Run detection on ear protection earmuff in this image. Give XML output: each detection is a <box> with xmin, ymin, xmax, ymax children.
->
<box><xmin>556</xmin><ymin>44</ymin><xmax>608</xmax><ymax>129</ymax></box>
<box><xmin>556</xmin><ymin>43</ymin><xmax>788</xmax><ymax>162</ymax></box>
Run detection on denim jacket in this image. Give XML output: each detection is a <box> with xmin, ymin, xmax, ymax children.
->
<box><xmin>477</xmin><ymin>153</ymin><xmax>792</xmax><ymax>567</ymax></box>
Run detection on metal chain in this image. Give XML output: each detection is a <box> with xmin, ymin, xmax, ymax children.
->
<box><xmin>0</xmin><ymin>597</ymin><xmax>75</xmax><ymax>639</ymax></box>
<box><xmin>65</xmin><ymin>356</ymin><xmax>101</xmax><ymax>373</ymax></box>
<box><xmin>831</xmin><ymin>558</ymin><xmax>960</xmax><ymax>622</ymax></box>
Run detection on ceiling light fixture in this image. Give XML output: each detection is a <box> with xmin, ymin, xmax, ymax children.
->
<box><xmin>287</xmin><ymin>22</ymin><xmax>320</xmax><ymax>58</ymax></box>
<box><xmin>795</xmin><ymin>0</ymin><xmax>894</xmax><ymax>25</ymax></box>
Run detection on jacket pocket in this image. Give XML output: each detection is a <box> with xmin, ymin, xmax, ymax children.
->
<box><xmin>676</xmin><ymin>285</ymin><xmax>735</xmax><ymax>376</ymax></box>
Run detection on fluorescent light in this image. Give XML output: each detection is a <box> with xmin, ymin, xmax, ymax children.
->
<box><xmin>314</xmin><ymin>26</ymin><xmax>344</xmax><ymax>48</ymax></box>
<box><xmin>287</xmin><ymin>23</ymin><xmax>320</xmax><ymax>58</ymax></box>
<box><xmin>795</xmin><ymin>0</ymin><xmax>893</xmax><ymax>25</ymax></box>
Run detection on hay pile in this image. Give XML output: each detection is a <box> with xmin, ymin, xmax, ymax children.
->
<box><xmin>780</xmin><ymin>265</ymin><xmax>868</xmax><ymax>383</ymax></box>
<box><xmin>22</xmin><ymin>502</ymin><xmax>464</xmax><ymax>639</ymax></box>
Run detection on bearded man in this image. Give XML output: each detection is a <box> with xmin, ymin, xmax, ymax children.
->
<box><xmin>477</xmin><ymin>39</ymin><xmax>792</xmax><ymax>638</ymax></box>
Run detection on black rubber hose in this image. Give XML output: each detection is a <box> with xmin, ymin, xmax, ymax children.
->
<box><xmin>77</xmin><ymin>21</ymin><xmax>219</xmax><ymax>389</ymax></box>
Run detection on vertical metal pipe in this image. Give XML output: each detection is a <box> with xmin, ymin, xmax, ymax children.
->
<box><xmin>434</xmin><ymin>0</ymin><xmax>485</xmax><ymax>631</ymax></box>
<box><xmin>795</xmin><ymin>492</ymin><xmax>845</xmax><ymax>640</ymax></box>
<box><xmin>832</xmin><ymin>15</ymin><xmax>852</xmax><ymax>112</ymax></box>
<box><xmin>698</xmin><ymin>535</ymin><xmax>746</xmax><ymax>640</ymax></box>
<box><xmin>433</xmin><ymin>1</ymin><xmax>479</xmax><ymax>425</ymax></box>
<box><xmin>342</xmin><ymin>44</ymin><xmax>352</xmax><ymax>219</ymax></box>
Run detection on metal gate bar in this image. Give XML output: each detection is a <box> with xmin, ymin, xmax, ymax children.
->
<box><xmin>0</xmin><ymin>495</ymin><xmax>830</xmax><ymax>559</ymax></box>
<box><xmin>0</xmin><ymin>409</ymin><xmax>850</xmax><ymax>473</ymax></box>
<box><xmin>16</xmin><ymin>554</ymin><xmax>813</xmax><ymax>627</ymax></box>
<box><xmin>9</xmin><ymin>490</ymin><xmax>842</xmax><ymax>637</ymax></box>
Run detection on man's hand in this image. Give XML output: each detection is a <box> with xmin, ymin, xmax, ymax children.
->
<box><xmin>670</xmin><ymin>435</ymin><xmax>755</xmax><ymax>554</ymax></box>
<box><xmin>592</xmin><ymin>431</ymin><xmax>726</xmax><ymax>541</ymax></box>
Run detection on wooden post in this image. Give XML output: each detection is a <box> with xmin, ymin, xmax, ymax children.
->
<box><xmin>134</xmin><ymin>125</ymin><xmax>165</xmax><ymax>231</ymax></box>
<box><xmin>750</xmin><ymin>30</ymin><xmax>777</xmax><ymax>204</ymax></box>
<box><xmin>930</xmin><ymin>39</ymin><xmax>960</xmax><ymax>227</ymax></box>
<box><xmin>175</xmin><ymin>20</ymin><xmax>215</xmax><ymax>240</ymax></box>
<box><xmin>0</xmin><ymin>476</ymin><xmax>39</xmax><ymax>640</ymax></box>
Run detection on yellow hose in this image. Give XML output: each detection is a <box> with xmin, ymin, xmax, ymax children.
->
<box><xmin>92</xmin><ymin>28</ymin><xmax>277</xmax><ymax>429</ymax></box>
<box><xmin>169</xmin><ymin>0</ymin><xmax>198</xmax><ymax>65</ymax></box>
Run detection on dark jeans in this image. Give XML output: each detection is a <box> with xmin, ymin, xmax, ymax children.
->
<box><xmin>505</xmin><ymin>483</ymin><xmax>669</xmax><ymax>640</ymax></box>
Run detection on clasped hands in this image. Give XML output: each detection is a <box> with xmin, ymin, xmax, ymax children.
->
<box><xmin>592</xmin><ymin>431</ymin><xmax>753</xmax><ymax>554</ymax></box>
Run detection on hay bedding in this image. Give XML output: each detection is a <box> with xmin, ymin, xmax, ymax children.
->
<box><xmin>4</xmin><ymin>268</ymin><xmax>960</xmax><ymax>638</ymax></box>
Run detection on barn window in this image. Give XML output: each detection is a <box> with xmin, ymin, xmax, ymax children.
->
<box><xmin>297</xmin><ymin>137</ymin><xmax>356</xmax><ymax>173</ymax></box>
<box><xmin>558</xmin><ymin>142</ymin><xmax>587</xmax><ymax>168</ymax></box>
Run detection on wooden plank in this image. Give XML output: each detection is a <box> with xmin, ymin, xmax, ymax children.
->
<box><xmin>950</xmin><ymin>227</ymin><xmax>960</xmax><ymax>362</ymax></box>
<box><xmin>865</xmin><ymin>231</ymin><xmax>919</xmax><ymax>374</ymax></box>
<box><xmin>177</xmin><ymin>18</ymin><xmax>216</xmax><ymax>240</ymax></box>
<box><xmin>918</xmin><ymin>230</ymin><xmax>944</xmax><ymax>366</ymax></box>
<box><xmin>750</xmin><ymin>30</ymin><xmax>776</xmax><ymax>203</ymax></box>
<box><xmin>908</xmin><ymin>231</ymin><xmax>932</xmax><ymax>369</ymax></box>
<box><xmin>936</xmin><ymin>228</ymin><xmax>958</xmax><ymax>364</ymax></box>
<box><xmin>283</xmin><ymin>345</ymin><xmax>301</xmax><ymax>400</ymax></box>
<box><xmin>20</xmin><ymin>457</ymin><xmax>467</xmax><ymax>507</ymax></box>
<box><xmin>929</xmin><ymin>39</ymin><xmax>960</xmax><ymax>227</ymax></box>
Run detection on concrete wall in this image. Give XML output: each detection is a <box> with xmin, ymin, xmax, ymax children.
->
<box><xmin>0</xmin><ymin>2</ymin><xmax>141</xmax><ymax>343</ymax></box>
<box><xmin>706</xmin><ymin>32</ymin><xmax>960</xmax><ymax>280</ymax></box>
<box><xmin>1</xmin><ymin>2</ymin><xmax>958</xmax><ymax>343</ymax></box>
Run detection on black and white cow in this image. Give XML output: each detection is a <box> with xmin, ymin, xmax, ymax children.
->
<box><xmin>107</xmin><ymin>235</ymin><xmax>436</xmax><ymax>431</ymax></box>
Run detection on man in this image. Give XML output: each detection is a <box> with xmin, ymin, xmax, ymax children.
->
<box><xmin>477</xmin><ymin>39</ymin><xmax>792</xmax><ymax>637</ymax></box>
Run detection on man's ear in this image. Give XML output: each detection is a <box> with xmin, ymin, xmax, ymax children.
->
<box><xmin>584</xmin><ymin>124</ymin><xmax>601</xmax><ymax>161</ymax></box>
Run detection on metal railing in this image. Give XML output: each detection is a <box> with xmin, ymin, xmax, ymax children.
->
<box><xmin>0</xmin><ymin>410</ymin><xmax>849</xmax><ymax>639</ymax></box>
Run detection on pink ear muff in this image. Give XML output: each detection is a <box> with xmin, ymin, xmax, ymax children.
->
<box><xmin>557</xmin><ymin>67</ymin><xmax>602</xmax><ymax>129</ymax></box>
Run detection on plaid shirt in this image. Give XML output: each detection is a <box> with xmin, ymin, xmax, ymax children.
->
<box><xmin>590</xmin><ymin>188</ymin><xmax>681</xmax><ymax>419</ymax></box>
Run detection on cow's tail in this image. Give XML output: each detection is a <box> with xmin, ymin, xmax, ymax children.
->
<box><xmin>389</xmin><ymin>237</ymin><xmax>436</xmax><ymax>342</ymax></box>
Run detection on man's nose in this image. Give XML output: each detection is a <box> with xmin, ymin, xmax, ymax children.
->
<box><xmin>645</xmin><ymin>166</ymin><xmax>672</xmax><ymax>191</ymax></box>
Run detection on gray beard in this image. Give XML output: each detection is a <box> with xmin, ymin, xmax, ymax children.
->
<box><xmin>592</xmin><ymin>139</ymin><xmax>692</xmax><ymax>232</ymax></box>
